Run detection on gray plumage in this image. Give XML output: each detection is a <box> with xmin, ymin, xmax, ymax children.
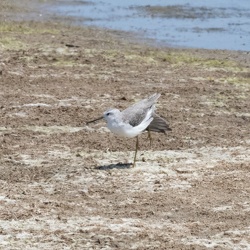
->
<box><xmin>122</xmin><ymin>93</ymin><xmax>171</xmax><ymax>133</ymax></box>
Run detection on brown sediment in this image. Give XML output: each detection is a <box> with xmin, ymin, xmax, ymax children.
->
<box><xmin>0</xmin><ymin>0</ymin><xmax>250</xmax><ymax>249</ymax></box>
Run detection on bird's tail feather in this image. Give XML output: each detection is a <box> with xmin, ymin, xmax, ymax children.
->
<box><xmin>147</xmin><ymin>113</ymin><xmax>171</xmax><ymax>133</ymax></box>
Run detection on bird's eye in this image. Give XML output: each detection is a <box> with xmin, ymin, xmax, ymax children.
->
<box><xmin>106</xmin><ymin>112</ymin><xmax>110</xmax><ymax>116</ymax></box>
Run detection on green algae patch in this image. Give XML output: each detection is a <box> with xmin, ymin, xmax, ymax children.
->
<box><xmin>224</xmin><ymin>77</ymin><xmax>250</xmax><ymax>86</ymax></box>
<box><xmin>124</xmin><ymin>54</ymin><xmax>157</xmax><ymax>64</ymax></box>
<box><xmin>0</xmin><ymin>22</ymin><xmax>60</xmax><ymax>35</ymax></box>
<box><xmin>219</xmin><ymin>76</ymin><xmax>250</xmax><ymax>95</ymax></box>
<box><xmin>52</xmin><ymin>59</ymin><xmax>79</xmax><ymax>67</ymax></box>
<box><xmin>0</xmin><ymin>22</ymin><xmax>60</xmax><ymax>51</ymax></box>
<box><xmin>150</xmin><ymin>50</ymin><xmax>238</xmax><ymax>69</ymax></box>
<box><xmin>153</xmin><ymin>51</ymin><xmax>200</xmax><ymax>64</ymax></box>
<box><xmin>0</xmin><ymin>37</ymin><xmax>26</xmax><ymax>50</ymax></box>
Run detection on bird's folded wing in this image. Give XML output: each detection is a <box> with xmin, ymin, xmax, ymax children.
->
<box><xmin>122</xmin><ymin>93</ymin><xmax>161</xmax><ymax>127</ymax></box>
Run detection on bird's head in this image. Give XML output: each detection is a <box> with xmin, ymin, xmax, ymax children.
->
<box><xmin>86</xmin><ymin>108</ymin><xmax>121</xmax><ymax>125</ymax></box>
<box><xmin>103</xmin><ymin>108</ymin><xmax>120</xmax><ymax>123</ymax></box>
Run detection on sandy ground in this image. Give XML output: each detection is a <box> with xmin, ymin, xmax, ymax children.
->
<box><xmin>0</xmin><ymin>0</ymin><xmax>250</xmax><ymax>249</ymax></box>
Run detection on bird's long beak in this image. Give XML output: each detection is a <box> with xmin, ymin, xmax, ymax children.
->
<box><xmin>86</xmin><ymin>116</ymin><xmax>103</xmax><ymax>125</ymax></box>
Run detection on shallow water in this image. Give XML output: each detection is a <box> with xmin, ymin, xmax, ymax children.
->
<box><xmin>49</xmin><ymin>0</ymin><xmax>250</xmax><ymax>51</ymax></box>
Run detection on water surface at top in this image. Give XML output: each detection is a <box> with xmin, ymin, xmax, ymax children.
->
<box><xmin>49</xmin><ymin>0</ymin><xmax>250</xmax><ymax>51</ymax></box>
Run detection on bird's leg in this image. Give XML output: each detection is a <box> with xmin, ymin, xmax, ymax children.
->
<box><xmin>133</xmin><ymin>136</ymin><xmax>139</xmax><ymax>167</ymax></box>
<box><xmin>147</xmin><ymin>130</ymin><xmax>152</xmax><ymax>147</ymax></box>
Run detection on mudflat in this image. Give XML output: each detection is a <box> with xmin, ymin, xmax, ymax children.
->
<box><xmin>0</xmin><ymin>0</ymin><xmax>250</xmax><ymax>249</ymax></box>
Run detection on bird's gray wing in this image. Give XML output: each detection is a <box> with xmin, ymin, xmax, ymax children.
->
<box><xmin>122</xmin><ymin>93</ymin><xmax>160</xmax><ymax>127</ymax></box>
<box><xmin>147</xmin><ymin>113</ymin><xmax>171</xmax><ymax>133</ymax></box>
<box><xmin>123</xmin><ymin>109</ymin><xmax>148</xmax><ymax>127</ymax></box>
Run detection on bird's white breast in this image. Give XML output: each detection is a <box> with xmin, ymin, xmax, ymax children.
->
<box><xmin>107</xmin><ymin>119</ymin><xmax>139</xmax><ymax>138</ymax></box>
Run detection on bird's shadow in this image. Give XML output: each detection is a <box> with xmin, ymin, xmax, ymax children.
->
<box><xmin>95</xmin><ymin>162</ymin><xmax>132</xmax><ymax>170</ymax></box>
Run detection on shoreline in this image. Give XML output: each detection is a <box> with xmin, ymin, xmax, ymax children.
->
<box><xmin>44</xmin><ymin>0</ymin><xmax>250</xmax><ymax>51</ymax></box>
<box><xmin>1</xmin><ymin>0</ymin><xmax>250</xmax><ymax>56</ymax></box>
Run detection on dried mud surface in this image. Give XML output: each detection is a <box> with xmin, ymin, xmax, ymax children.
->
<box><xmin>0</xmin><ymin>1</ymin><xmax>250</xmax><ymax>249</ymax></box>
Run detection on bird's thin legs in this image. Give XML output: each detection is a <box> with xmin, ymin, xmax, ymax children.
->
<box><xmin>147</xmin><ymin>130</ymin><xmax>152</xmax><ymax>147</ymax></box>
<box><xmin>132</xmin><ymin>136</ymin><xmax>139</xmax><ymax>167</ymax></box>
